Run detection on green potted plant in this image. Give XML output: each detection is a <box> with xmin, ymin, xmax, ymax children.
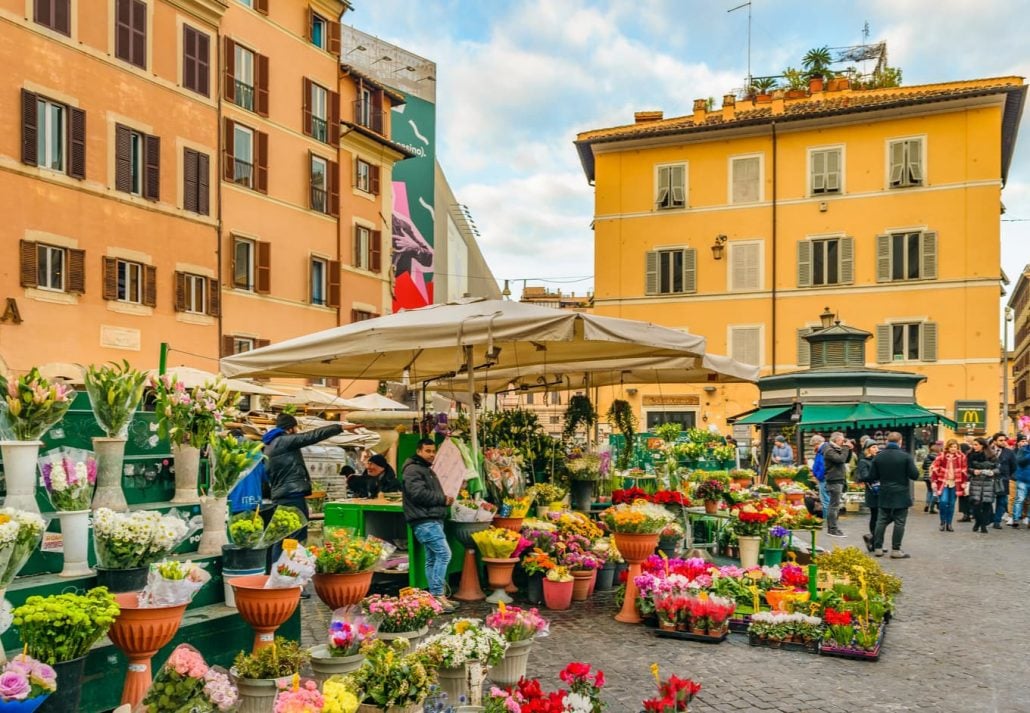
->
<box><xmin>310</xmin><ymin>531</ymin><xmax>383</xmax><ymax>609</ymax></box>
<box><xmin>341</xmin><ymin>638</ymin><xmax>438</xmax><ymax>713</ymax></box>
<box><xmin>694</xmin><ymin>479</ymin><xmax>727</xmax><ymax>514</ymax></box>
<box><xmin>232</xmin><ymin>637</ymin><xmax>308</xmax><ymax>713</ymax></box>
<box><xmin>802</xmin><ymin>46</ymin><xmax>835</xmax><ymax>90</ymax></box>
<box><xmin>566</xmin><ymin>453</ymin><xmax>601</xmax><ymax>512</ymax></box>
<box><xmin>607</xmin><ymin>400</ymin><xmax>637</xmax><ymax>471</ymax></box>
<box><xmin>562</xmin><ymin>394</ymin><xmax>597</xmax><ymax>440</ymax></box>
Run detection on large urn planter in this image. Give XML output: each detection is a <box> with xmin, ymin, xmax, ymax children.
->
<box><xmin>488</xmin><ymin>638</ymin><xmax>533</xmax><ymax>686</ymax></box>
<box><xmin>234</xmin><ymin>671</ymin><xmax>295</xmax><ymax>713</ymax></box>
<box><xmin>738</xmin><ymin>535</ymin><xmax>762</xmax><ymax>569</ymax></box>
<box><xmin>92</xmin><ymin>437</ymin><xmax>128</xmax><ymax>511</ymax></box>
<box><xmin>308</xmin><ymin>644</ymin><xmax>363</xmax><ymax>685</ymax></box>
<box><xmin>437</xmin><ymin>666</ymin><xmax>471</xmax><ymax>706</ymax></box>
<box><xmin>108</xmin><ymin>592</ymin><xmax>188</xmax><ymax>708</ymax></box>
<box><xmin>55</xmin><ymin>509</ymin><xmax>91</xmax><ymax>577</ymax></box>
<box><xmin>613</xmin><ymin>532</ymin><xmax>658</xmax><ymax>624</ymax></box>
<box><xmin>492</xmin><ymin>516</ymin><xmax>523</xmax><ymax>532</ymax></box>
<box><xmin>481</xmin><ymin>557</ymin><xmax>518</xmax><ymax>604</ymax></box>
<box><xmin>451</xmin><ymin>522</ymin><xmax>489</xmax><ymax>602</ymax></box>
<box><xmin>37</xmin><ymin>655</ymin><xmax>86</xmax><ymax>713</ymax></box>
<box><xmin>570</xmin><ymin>570</ymin><xmax>593</xmax><ymax>602</ymax></box>
<box><xmin>230</xmin><ymin>574</ymin><xmax>301</xmax><ymax>653</ymax></box>
<box><xmin>0</xmin><ymin>440</ymin><xmax>42</xmax><ymax>513</ymax></box>
<box><xmin>169</xmin><ymin>443</ymin><xmax>201</xmax><ymax>504</ymax></box>
<box><xmin>378</xmin><ymin>625</ymin><xmax>430</xmax><ymax>650</ymax></box>
<box><xmin>312</xmin><ymin>570</ymin><xmax>374</xmax><ymax>610</ymax></box>
<box><xmin>542</xmin><ymin>578</ymin><xmax>573</xmax><ymax>611</ymax></box>
<box><xmin>197</xmin><ymin>494</ymin><xmax>229</xmax><ymax>556</ymax></box>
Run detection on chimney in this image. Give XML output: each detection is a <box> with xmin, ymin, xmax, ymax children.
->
<box><xmin>634</xmin><ymin>110</ymin><xmax>663</xmax><ymax>124</ymax></box>
<box><xmin>722</xmin><ymin>93</ymin><xmax>736</xmax><ymax>121</ymax></box>
<box><xmin>692</xmin><ymin>98</ymin><xmax>708</xmax><ymax>123</ymax></box>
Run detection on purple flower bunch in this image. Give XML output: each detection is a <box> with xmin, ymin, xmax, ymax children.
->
<box><xmin>0</xmin><ymin>654</ymin><xmax>56</xmax><ymax>702</ymax></box>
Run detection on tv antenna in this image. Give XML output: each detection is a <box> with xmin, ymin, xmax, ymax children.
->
<box><xmin>728</xmin><ymin>1</ymin><xmax>752</xmax><ymax>91</ymax></box>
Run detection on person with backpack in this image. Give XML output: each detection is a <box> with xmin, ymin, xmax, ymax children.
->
<box><xmin>809</xmin><ymin>434</ymin><xmax>829</xmax><ymax>518</ymax></box>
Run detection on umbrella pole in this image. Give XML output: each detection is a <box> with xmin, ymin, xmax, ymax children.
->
<box><xmin>466</xmin><ymin>345</ymin><xmax>480</xmax><ymax>473</ymax></box>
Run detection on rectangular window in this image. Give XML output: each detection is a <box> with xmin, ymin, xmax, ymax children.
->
<box><xmin>351</xmin><ymin>310</ymin><xmax>376</xmax><ymax>322</ymax></box>
<box><xmin>358</xmin><ymin>87</ymin><xmax>372</xmax><ymax>126</ymax></box>
<box><xmin>646</xmin><ymin>411</ymin><xmax>696</xmax><ymax>430</ymax></box>
<box><xmin>356</xmin><ymin>159</ymin><xmax>371</xmax><ymax>192</ymax></box>
<box><xmin>182</xmin><ymin>26</ymin><xmax>210</xmax><ymax>97</ymax></box>
<box><xmin>889</xmin><ymin>138</ymin><xmax>923</xmax><ymax>188</ymax></box>
<box><xmin>354</xmin><ymin>226</ymin><xmax>370</xmax><ymax>270</ymax></box>
<box><xmin>37</xmin><ymin>244</ymin><xmax>65</xmax><ymax>291</ymax></box>
<box><xmin>115</xmin><ymin>125</ymin><xmax>159</xmax><ymax>200</ymax></box>
<box><xmin>891</xmin><ymin>323</ymin><xmax>922</xmax><ymax>361</ymax></box>
<box><xmin>310</xmin><ymin>83</ymin><xmax>328</xmax><ymax>142</ymax></box>
<box><xmin>877</xmin><ymin>231</ymin><xmax>937</xmax><ymax>282</ymax></box>
<box><xmin>729</xmin><ymin>326</ymin><xmax>761</xmax><ymax>367</ymax></box>
<box><xmin>116</xmin><ymin>260</ymin><xmax>143</xmax><ymax>303</ymax></box>
<box><xmin>731</xmin><ymin>155</ymin><xmax>761</xmax><ymax>204</ymax></box>
<box><xmin>310</xmin><ymin>258</ymin><xmax>327</xmax><ymax>305</ymax></box>
<box><xmin>310</xmin><ymin>155</ymin><xmax>327</xmax><ymax>213</ymax></box>
<box><xmin>128</xmin><ymin>129</ymin><xmax>143</xmax><ymax>195</ymax></box>
<box><xmin>354</xmin><ymin>87</ymin><xmax>384</xmax><ymax>134</ymax></box>
<box><xmin>645</xmin><ymin>248</ymin><xmax>696</xmax><ymax>295</ymax></box>
<box><xmin>877</xmin><ymin>321</ymin><xmax>937</xmax><ymax>363</ymax></box>
<box><xmin>36</xmin><ymin>98</ymin><xmax>64</xmax><ymax>172</ymax></box>
<box><xmin>728</xmin><ymin>241</ymin><xmax>761</xmax><ymax>291</ymax></box>
<box><xmin>115</xmin><ymin>0</ymin><xmax>147</xmax><ymax>69</ymax></box>
<box><xmin>34</xmin><ymin>0</ymin><xmax>71</xmax><ymax>35</ymax></box>
<box><xmin>184</xmin><ymin>274</ymin><xmax>206</xmax><ymax>314</ymax></box>
<box><xmin>182</xmin><ymin>148</ymin><xmax>209</xmax><ymax>215</ymax></box>
<box><xmin>810</xmin><ymin>148</ymin><xmax>841</xmax><ymax>195</ymax></box>
<box><xmin>655</xmin><ymin>164</ymin><xmax>686</xmax><ymax>210</ymax></box>
<box><xmin>234</xmin><ymin>44</ymin><xmax>255</xmax><ymax>111</ymax></box>
<box><xmin>234</xmin><ymin>336</ymin><xmax>254</xmax><ymax>353</ymax></box>
<box><xmin>233</xmin><ymin>124</ymin><xmax>254</xmax><ymax>187</ymax></box>
<box><xmin>233</xmin><ymin>238</ymin><xmax>254</xmax><ymax>290</ymax></box>
<box><xmin>311</xmin><ymin>13</ymin><xmax>327</xmax><ymax>50</ymax></box>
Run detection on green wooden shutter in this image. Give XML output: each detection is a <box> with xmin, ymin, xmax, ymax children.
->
<box><xmin>811</xmin><ymin>151</ymin><xmax>825</xmax><ymax>192</ymax></box>
<box><xmin>797</xmin><ymin>240</ymin><xmax>812</xmax><ymax>287</ymax></box>
<box><xmin>907</xmin><ymin>139</ymin><xmax>923</xmax><ymax>183</ymax></box>
<box><xmin>839</xmin><ymin>236</ymin><xmax>854</xmax><ymax>284</ymax></box>
<box><xmin>876</xmin><ymin>324</ymin><xmax>891</xmax><ymax>363</ymax></box>
<box><xmin>920</xmin><ymin>322</ymin><xmax>938</xmax><ymax>362</ymax></box>
<box><xmin>797</xmin><ymin>328</ymin><xmax>812</xmax><ymax>366</ymax></box>
<box><xmin>921</xmin><ymin>231</ymin><xmax>937</xmax><ymax>279</ymax></box>
<box><xmin>645</xmin><ymin>251</ymin><xmax>658</xmax><ymax>294</ymax></box>
<box><xmin>683</xmin><ymin>248</ymin><xmax>696</xmax><ymax>293</ymax></box>
<box><xmin>825</xmin><ymin>149</ymin><xmax>841</xmax><ymax>192</ymax></box>
<box><xmin>889</xmin><ymin>141</ymin><xmax>905</xmax><ymax>185</ymax></box>
<box><xmin>876</xmin><ymin>234</ymin><xmax>891</xmax><ymax>282</ymax></box>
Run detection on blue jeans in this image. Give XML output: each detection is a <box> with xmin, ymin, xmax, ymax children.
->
<box><xmin>817</xmin><ymin>480</ymin><xmax>830</xmax><ymax>517</ymax></box>
<box><xmin>937</xmin><ymin>486</ymin><xmax>956</xmax><ymax>525</ymax></box>
<box><xmin>994</xmin><ymin>482</ymin><xmax>1009</xmax><ymax>524</ymax></box>
<box><xmin>1013</xmin><ymin>482</ymin><xmax>1030</xmax><ymax>521</ymax></box>
<box><xmin>412</xmin><ymin>520</ymin><xmax>451</xmax><ymax>596</ymax></box>
<box><xmin>924</xmin><ymin>480</ymin><xmax>937</xmax><ymax>507</ymax></box>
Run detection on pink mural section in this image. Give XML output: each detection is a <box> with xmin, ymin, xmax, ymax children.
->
<box><xmin>392</xmin><ymin>182</ymin><xmax>434</xmax><ymax>311</ymax></box>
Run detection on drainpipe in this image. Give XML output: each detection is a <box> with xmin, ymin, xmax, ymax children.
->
<box><xmin>216</xmin><ymin>28</ymin><xmax>225</xmax><ymax>361</ymax></box>
<box><xmin>770</xmin><ymin>121</ymin><xmax>778</xmax><ymax>375</ymax></box>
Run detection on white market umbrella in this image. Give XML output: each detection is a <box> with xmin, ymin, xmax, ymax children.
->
<box><xmin>270</xmin><ymin>386</ymin><xmax>347</xmax><ymax>408</ymax></box>
<box><xmin>338</xmin><ymin>393</ymin><xmax>410</xmax><ymax>411</ymax></box>
<box><xmin>153</xmin><ymin>366</ymin><xmax>286</xmax><ymax>397</ymax></box>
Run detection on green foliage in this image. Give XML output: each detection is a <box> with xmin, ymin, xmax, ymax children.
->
<box><xmin>479</xmin><ymin>408</ymin><xmax>564</xmax><ymax>481</ymax></box>
<box><xmin>814</xmin><ymin>546</ymin><xmax>902</xmax><ymax>598</ymax></box>
<box><xmin>781</xmin><ymin>66</ymin><xmax>807</xmax><ymax>90</ymax></box>
<box><xmin>208</xmin><ymin>432</ymin><xmax>265</xmax><ymax>497</ymax></box>
<box><xmin>232</xmin><ymin>638</ymin><xmax>308</xmax><ymax>679</ymax></box>
<box><xmin>14</xmin><ymin>587</ymin><xmax>120</xmax><ymax>665</ymax></box>
<box><xmin>653</xmin><ymin>423</ymin><xmax>681</xmax><ymax>443</ymax></box>
<box><xmin>84</xmin><ymin>360</ymin><xmax>149</xmax><ymax>438</ymax></box>
<box><xmin>607</xmin><ymin>400</ymin><xmax>637</xmax><ymax>470</ymax></box>
<box><xmin>343</xmin><ymin>639</ymin><xmax>437</xmax><ymax>708</ymax></box>
<box><xmin>562</xmin><ymin>394</ymin><xmax>597</xmax><ymax>439</ymax></box>
<box><xmin>802</xmin><ymin>46</ymin><xmax>835</xmax><ymax>78</ymax></box>
<box><xmin>750</xmin><ymin>76</ymin><xmax>778</xmax><ymax>94</ymax></box>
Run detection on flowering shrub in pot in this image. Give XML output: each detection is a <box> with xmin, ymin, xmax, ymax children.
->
<box><xmin>361</xmin><ymin>591</ymin><xmax>442</xmax><ymax>645</ymax></box>
<box><xmin>421</xmin><ymin>618</ymin><xmax>507</xmax><ymax>703</ymax></box>
<box><xmin>140</xmin><ymin>644</ymin><xmax>238</xmax><ymax>712</ymax></box>
<box><xmin>343</xmin><ymin>638</ymin><xmax>438</xmax><ymax>712</ymax></box>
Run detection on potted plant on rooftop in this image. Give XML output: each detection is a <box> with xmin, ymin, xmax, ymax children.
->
<box><xmin>802</xmin><ymin>46</ymin><xmax>835</xmax><ymax>91</ymax></box>
<box><xmin>85</xmin><ymin>361</ymin><xmax>147</xmax><ymax>512</ymax></box>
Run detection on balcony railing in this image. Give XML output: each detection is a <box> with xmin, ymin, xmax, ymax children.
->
<box><xmin>235</xmin><ymin>80</ymin><xmax>254</xmax><ymax>111</ymax></box>
<box><xmin>311</xmin><ymin>116</ymin><xmax>328</xmax><ymax>142</ymax></box>
<box><xmin>352</xmin><ymin>100</ymin><xmax>384</xmax><ymax>135</ymax></box>
<box><xmin>310</xmin><ymin>186</ymin><xmax>327</xmax><ymax>213</ymax></box>
<box><xmin>234</xmin><ymin>159</ymin><xmax>254</xmax><ymax>188</ymax></box>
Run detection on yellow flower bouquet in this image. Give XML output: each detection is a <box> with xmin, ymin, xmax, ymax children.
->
<box><xmin>471</xmin><ymin>527</ymin><xmax>523</xmax><ymax>559</ymax></box>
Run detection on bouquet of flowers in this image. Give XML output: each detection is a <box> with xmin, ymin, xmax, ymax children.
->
<box><xmin>471</xmin><ymin>527</ymin><xmax>526</xmax><ymax>559</ymax></box>
<box><xmin>138</xmin><ymin>559</ymin><xmax>211</xmax><ymax>608</ymax></box>
<box><xmin>0</xmin><ymin>508</ymin><xmax>46</xmax><ymax>587</ymax></box>
<box><xmin>520</xmin><ymin>524</ymin><xmax>558</xmax><ymax>555</ymax></box>
<box><xmin>361</xmin><ymin>591</ymin><xmax>442</xmax><ymax>633</ymax></box>
<box><xmin>311</xmin><ymin>534</ymin><xmax>383</xmax><ymax>575</ymax></box>
<box><xmin>141</xmin><ymin>644</ymin><xmax>238</xmax><ymax>712</ymax></box>
<box><xmin>520</xmin><ymin>549</ymin><xmax>557</xmax><ymax>576</ymax></box>
<box><xmin>731</xmin><ymin>504</ymin><xmax>777</xmax><ymax>537</ymax></box>
<box><xmin>84</xmin><ymin>360</ymin><xmax>148</xmax><ymax>438</ymax></box>
<box><xmin>92</xmin><ymin>508</ymin><xmax>191</xmax><ymax>570</ymax></box>
<box><xmin>642</xmin><ymin>665</ymin><xmax>701</xmax><ymax>713</ymax></box>
<box><xmin>328</xmin><ymin>608</ymin><xmax>378</xmax><ymax>657</ymax></box>
<box><xmin>322</xmin><ymin>678</ymin><xmax>359</xmax><ymax>713</ymax></box>
<box><xmin>0</xmin><ymin>369</ymin><xmax>74</xmax><ymax>441</ymax></box>
<box><xmin>601</xmin><ymin>501</ymin><xmax>675</xmax><ymax>534</ymax></box>
<box><xmin>346</xmin><ymin>639</ymin><xmax>437</xmax><ymax>710</ymax></box>
<box><xmin>228</xmin><ymin>509</ymin><xmax>265</xmax><ymax>548</ymax></box>
<box><xmin>483</xmin><ymin>448</ymin><xmax>526</xmax><ymax>503</ymax></box>
<box><xmin>778</xmin><ymin>509</ymin><xmax>823</xmax><ymax>531</ymax></box>
<box><xmin>765</xmin><ymin>525</ymin><xmax>789</xmax><ymax>549</ymax></box>
<box><xmin>260</xmin><ymin>507</ymin><xmax>308</xmax><ymax>548</ymax></box>
<box><xmin>527</xmin><ymin>483</ymin><xmax>566</xmax><ymax>504</ymax></box>
<box><xmin>485</xmin><ymin>678</ymin><xmax>566</xmax><ymax>713</ymax></box>
<box><xmin>485</xmin><ymin>604</ymin><xmax>549</xmax><ymax>642</ymax></box>
<box><xmin>151</xmin><ymin>374</ymin><xmax>239</xmax><ymax>447</ymax></box>
<box><xmin>422</xmin><ymin>617</ymin><xmax>508</xmax><ymax>668</ymax></box>
<box><xmin>0</xmin><ymin>654</ymin><xmax>56</xmax><ymax>707</ymax></box>
<box><xmin>501</xmin><ymin>496</ymin><xmax>532</xmax><ymax>518</ymax></box>
<box><xmin>274</xmin><ymin>676</ymin><xmax>323</xmax><ymax>713</ymax></box>
<box><xmin>38</xmin><ymin>449</ymin><xmax>96</xmax><ymax>511</ymax></box>
<box><xmin>553</xmin><ymin>512</ymin><xmax>603</xmax><ymax>541</ymax></box>
<box><xmin>207</xmin><ymin>433</ymin><xmax>264</xmax><ymax>498</ymax></box>
<box><xmin>450</xmin><ymin>491</ymin><xmax>496</xmax><ymax>523</ymax></box>
<box><xmin>566</xmin><ymin>453</ymin><xmax>602</xmax><ymax>481</ymax></box>
<box><xmin>266</xmin><ymin>540</ymin><xmax>316</xmax><ymax>589</ymax></box>
<box><xmin>559</xmin><ymin>662</ymin><xmax>606</xmax><ymax>713</ymax></box>
<box><xmin>13</xmin><ymin>588</ymin><xmax>119</xmax><ymax>665</ymax></box>
<box><xmin>560</xmin><ymin>535</ymin><xmax>605</xmax><ymax>571</ymax></box>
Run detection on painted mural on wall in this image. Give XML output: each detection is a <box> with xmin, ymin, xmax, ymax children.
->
<box><xmin>391</xmin><ymin>94</ymin><xmax>436</xmax><ymax>310</ymax></box>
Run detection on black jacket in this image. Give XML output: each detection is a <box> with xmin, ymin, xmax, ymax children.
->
<box><xmin>823</xmin><ymin>442</ymin><xmax>853</xmax><ymax>483</ymax></box>
<box><xmin>921</xmin><ymin>451</ymin><xmax>939</xmax><ymax>480</ymax></box>
<box><xmin>264</xmin><ymin>425</ymin><xmax>343</xmax><ymax>500</ymax></box>
<box><xmin>401</xmin><ymin>455</ymin><xmax>448</xmax><ymax>524</ymax></box>
<box><xmin>996</xmin><ymin>447</ymin><xmax>1016</xmax><ymax>483</ymax></box>
<box><xmin>967</xmin><ymin>449</ymin><xmax>1001</xmax><ymax>505</ymax></box>
<box><xmin>348</xmin><ymin>465</ymin><xmax>401</xmax><ymax>499</ymax></box>
<box><xmin>869</xmin><ymin>444</ymin><xmax>920</xmax><ymax>509</ymax></box>
<box><xmin>856</xmin><ymin>454</ymin><xmax>879</xmax><ymax>508</ymax></box>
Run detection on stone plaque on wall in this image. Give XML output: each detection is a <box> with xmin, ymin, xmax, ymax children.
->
<box><xmin>100</xmin><ymin>325</ymin><xmax>141</xmax><ymax>351</ymax></box>
<box><xmin>642</xmin><ymin>394</ymin><xmax>700</xmax><ymax>406</ymax></box>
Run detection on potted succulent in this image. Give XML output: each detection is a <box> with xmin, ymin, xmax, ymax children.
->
<box><xmin>309</xmin><ymin>612</ymin><xmax>378</xmax><ymax>684</ymax></box>
<box><xmin>13</xmin><ymin>587</ymin><xmax>120</xmax><ymax>713</ymax></box>
<box><xmin>84</xmin><ymin>361</ymin><xmax>147</xmax><ymax>512</ymax></box>
<box><xmin>485</xmin><ymin>605</ymin><xmax>548</xmax><ymax>686</ymax></box>
<box><xmin>232</xmin><ymin>638</ymin><xmax>308</xmax><ymax>713</ymax></box>
<box><xmin>421</xmin><ymin>618</ymin><xmax>507</xmax><ymax>704</ymax></box>
<box><xmin>310</xmin><ymin>531</ymin><xmax>383</xmax><ymax>609</ymax></box>
<box><xmin>344</xmin><ymin>638</ymin><xmax>438</xmax><ymax>713</ymax></box>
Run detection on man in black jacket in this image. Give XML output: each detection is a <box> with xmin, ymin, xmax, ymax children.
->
<box><xmin>348</xmin><ymin>453</ymin><xmax>401</xmax><ymax>499</ymax></box>
<box><xmin>870</xmin><ymin>432</ymin><xmax>921</xmax><ymax>559</ymax></box>
<box><xmin>992</xmin><ymin>433</ymin><xmax>1016</xmax><ymax>528</ymax></box>
<box><xmin>401</xmin><ymin>438</ymin><xmax>456</xmax><ymax>611</ymax></box>
<box><xmin>823</xmin><ymin>433</ymin><xmax>853</xmax><ymax>538</ymax></box>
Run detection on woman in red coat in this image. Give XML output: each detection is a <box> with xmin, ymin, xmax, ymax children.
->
<box><xmin>930</xmin><ymin>439</ymin><xmax>968</xmax><ymax>532</ymax></box>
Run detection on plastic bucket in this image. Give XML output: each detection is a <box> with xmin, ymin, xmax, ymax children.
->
<box><xmin>222</xmin><ymin>545</ymin><xmax>268</xmax><ymax>571</ymax></box>
<box><xmin>223</xmin><ymin>566</ymin><xmax>265</xmax><ymax>608</ymax></box>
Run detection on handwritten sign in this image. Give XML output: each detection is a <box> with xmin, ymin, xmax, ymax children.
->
<box><xmin>432</xmin><ymin>438</ymin><xmax>471</xmax><ymax>500</ymax></box>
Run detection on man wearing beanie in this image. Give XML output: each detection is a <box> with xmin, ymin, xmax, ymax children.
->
<box><xmin>349</xmin><ymin>452</ymin><xmax>401</xmax><ymax>498</ymax></box>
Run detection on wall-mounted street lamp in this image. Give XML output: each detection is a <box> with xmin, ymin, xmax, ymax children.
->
<box><xmin>711</xmin><ymin>234</ymin><xmax>727</xmax><ymax>260</ymax></box>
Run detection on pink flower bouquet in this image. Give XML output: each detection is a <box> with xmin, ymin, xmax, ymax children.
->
<box><xmin>0</xmin><ymin>654</ymin><xmax>56</xmax><ymax>712</ymax></box>
<box><xmin>140</xmin><ymin>644</ymin><xmax>239</xmax><ymax>712</ymax></box>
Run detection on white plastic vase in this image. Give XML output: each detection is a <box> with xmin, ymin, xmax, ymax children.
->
<box><xmin>738</xmin><ymin>535</ymin><xmax>762</xmax><ymax>569</ymax></box>
<box><xmin>91</xmin><ymin>437</ymin><xmax>128</xmax><ymax>512</ymax></box>
<box><xmin>0</xmin><ymin>441</ymin><xmax>42</xmax><ymax>513</ymax></box>
<box><xmin>56</xmin><ymin>509</ymin><xmax>91</xmax><ymax>577</ymax></box>
<box><xmin>170</xmin><ymin>443</ymin><xmax>200</xmax><ymax>504</ymax></box>
<box><xmin>197</xmin><ymin>495</ymin><xmax>228</xmax><ymax>555</ymax></box>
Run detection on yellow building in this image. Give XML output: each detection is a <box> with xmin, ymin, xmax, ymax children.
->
<box><xmin>576</xmin><ymin>77</ymin><xmax>1026</xmax><ymax>437</ymax></box>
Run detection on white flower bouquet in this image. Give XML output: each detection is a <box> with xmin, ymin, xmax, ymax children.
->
<box><xmin>138</xmin><ymin>559</ymin><xmax>211</xmax><ymax>608</ymax></box>
<box><xmin>265</xmin><ymin>541</ymin><xmax>315</xmax><ymax>589</ymax></box>
<box><xmin>421</xmin><ymin>618</ymin><xmax>508</xmax><ymax>668</ymax></box>
<box><xmin>0</xmin><ymin>508</ymin><xmax>45</xmax><ymax>587</ymax></box>
<box><xmin>92</xmin><ymin>508</ymin><xmax>191</xmax><ymax>570</ymax></box>
<box><xmin>38</xmin><ymin>448</ymin><xmax>96</xmax><ymax>511</ymax></box>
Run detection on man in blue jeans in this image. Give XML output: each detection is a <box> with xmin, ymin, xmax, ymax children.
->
<box><xmin>1011</xmin><ymin>434</ymin><xmax>1030</xmax><ymax>528</ymax></box>
<box><xmin>402</xmin><ymin>438</ymin><xmax>457</xmax><ymax>612</ymax></box>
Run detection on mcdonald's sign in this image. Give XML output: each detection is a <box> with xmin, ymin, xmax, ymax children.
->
<box><xmin>954</xmin><ymin>400</ymin><xmax>987</xmax><ymax>434</ymax></box>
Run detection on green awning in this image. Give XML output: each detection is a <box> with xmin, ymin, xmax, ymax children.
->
<box><xmin>798</xmin><ymin>403</ymin><xmax>957</xmax><ymax>431</ymax></box>
<box><xmin>732</xmin><ymin>407</ymin><xmax>791</xmax><ymax>425</ymax></box>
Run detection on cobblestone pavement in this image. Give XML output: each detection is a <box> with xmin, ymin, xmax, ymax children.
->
<box><xmin>302</xmin><ymin>509</ymin><xmax>1030</xmax><ymax>712</ymax></box>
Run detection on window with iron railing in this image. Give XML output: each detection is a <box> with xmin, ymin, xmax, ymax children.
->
<box><xmin>311</xmin><ymin>116</ymin><xmax>327</xmax><ymax>143</ymax></box>
<box><xmin>310</xmin><ymin>186</ymin><xmax>326</xmax><ymax>213</ymax></box>
<box><xmin>353</xmin><ymin>100</ymin><xmax>384</xmax><ymax>134</ymax></box>
<box><xmin>235</xmin><ymin>80</ymin><xmax>254</xmax><ymax>111</ymax></box>
<box><xmin>234</xmin><ymin>159</ymin><xmax>253</xmax><ymax>187</ymax></box>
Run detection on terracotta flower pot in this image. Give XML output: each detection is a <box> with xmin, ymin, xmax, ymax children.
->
<box><xmin>786</xmin><ymin>492</ymin><xmax>804</xmax><ymax>505</ymax></box>
<box><xmin>703</xmin><ymin>500</ymin><xmax>719</xmax><ymax>515</ymax></box>
<box><xmin>230</xmin><ymin>574</ymin><xmax>302</xmax><ymax>653</ymax></box>
<box><xmin>492</xmin><ymin>516</ymin><xmax>524</xmax><ymax>532</ymax></box>
<box><xmin>108</xmin><ymin>593</ymin><xmax>188</xmax><ymax>707</ymax></box>
<box><xmin>481</xmin><ymin>557</ymin><xmax>518</xmax><ymax>604</ymax></box>
<box><xmin>312</xmin><ymin>570</ymin><xmax>374</xmax><ymax>610</ymax></box>
<box><xmin>452</xmin><ymin>522</ymin><xmax>490</xmax><ymax>602</ymax></box>
<box><xmin>542</xmin><ymin>578</ymin><xmax>573</xmax><ymax>610</ymax></box>
<box><xmin>570</xmin><ymin>570</ymin><xmax>593</xmax><ymax>601</ymax></box>
<box><xmin>613</xmin><ymin>533</ymin><xmax>658</xmax><ymax>624</ymax></box>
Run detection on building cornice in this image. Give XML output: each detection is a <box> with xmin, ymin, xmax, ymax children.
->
<box><xmin>164</xmin><ymin>0</ymin><xmax>229</xmax><ymax>27</ymax></box>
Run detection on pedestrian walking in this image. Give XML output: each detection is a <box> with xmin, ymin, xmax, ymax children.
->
<box><xmin>1012</xmin><ymin>434</ymin><xmax>1030</xmax><ymax>528</ymax></box>
<box><xmin>771</xmin><ymin>436</ymin><xmax>794</xmax><ymax>466</ymax></box>
<box><xmin>992</xmin><ymin>432</ymin><xmax>1016</xmax><ymax>528</ymax></box>
<box><xmin>929</xmin><ymin>439</ymin><xmax>968</xmax><ymax>532</ymax></box>
<box><xmin>855</xmin><ymin>440</ymin><xmax>880</xmax><ymax>552</ymax></box>
<box><xmin>822</xmin><ymin>432</ymin><xmax>853</xmax><ymax>538</ymax></box>
<box><xmin>401</xmin><ymin>438</ymin><xmax>457</xmax><ymax>612</ymax></box>
<box><xmin>808</xmin><ymin>434</ymin><xmax>829</xmax><ymax>517</ymax></box>
<box><xmin>966</xmin><ymin>437</ymin><xmax>1001</xmax><ymax>534</ymax></box>
<box><xmin>921</xmin><ymin>441</ymin><xmax>942</xmax><ymax>514</ymax></box>
<box><xmin>870</xmin><ymin>432</ymin><xmax>920</xmax><ymax>559</ymax></box>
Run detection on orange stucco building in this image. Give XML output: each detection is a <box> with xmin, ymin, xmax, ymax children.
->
<box><xmin>0</xmin><ymin>0</ymin><xmax>408</xmax><ymax>379</ymax></box>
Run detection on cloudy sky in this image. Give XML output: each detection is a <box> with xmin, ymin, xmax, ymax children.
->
<box><xmin>350</xmin><ymin>0</ymin><xmax>1029</xmax><ymax>327</ymax></box>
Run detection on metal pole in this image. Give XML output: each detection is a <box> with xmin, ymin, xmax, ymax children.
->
<box><xmin>466</xmin><ymin>345</ymin><xmax>480</xmax><ymax>473</ymax></box>
<box><xmin>159</xmin><ymin>342</ymin><xmax>168</xmax><ymax>375</ymax></box>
